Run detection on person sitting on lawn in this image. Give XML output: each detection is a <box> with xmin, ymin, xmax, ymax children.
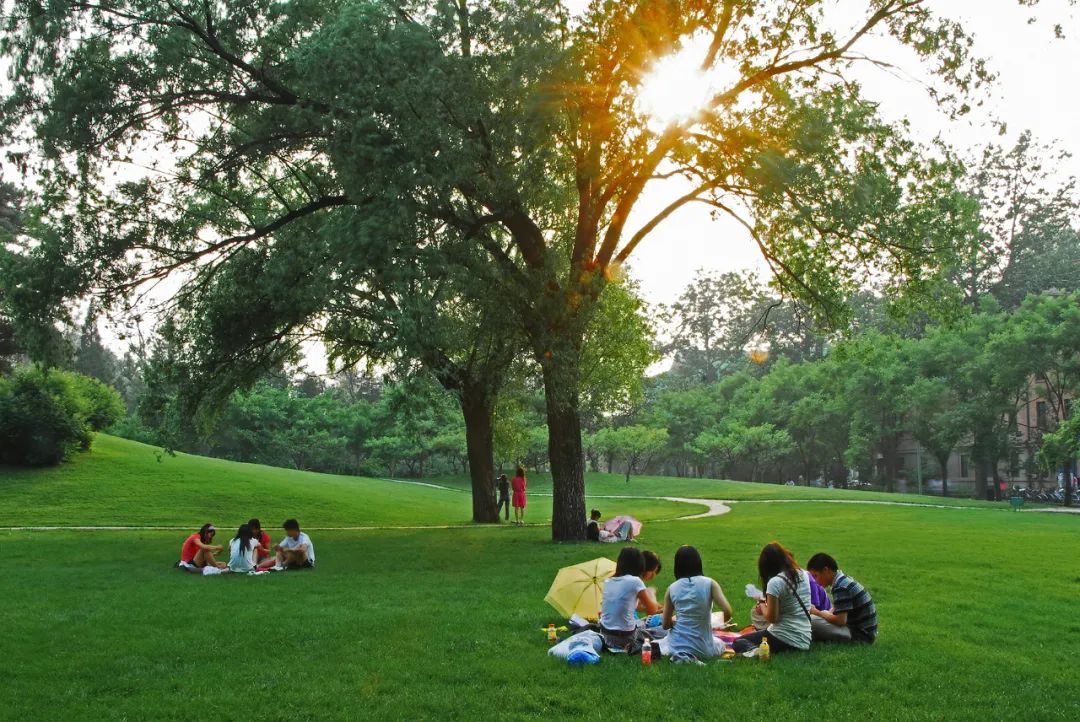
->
<box><xmin>732</xmin><ymin>541</ymin><xmax>812</xmax><ymax>654</ymax></box>
<box><xmin>662</xmin><ymin>545</ymin><xmax>734</xmax><ymax>663</ymax></box>
<box><xmin>228</xmin><ymin>523</ymin><xmax>260</xmax><ymax>573</ymax></box>
<box><xmin>179</xmin><ymin>523</ymin><xmax>227</xmax><ymax>569</ymax></box>
<box><xmin>599</xmin><ymin>547</ymin><xmax>662</xmax><ymax>653</ymax></box>
<box><xmin>248</xmin><ymin>518</ymin><xmax>272</xmax><ymax>566</ymax></box>
<box><xmin>258</xmin><ymin>518</ymin><xmax>315</xmax><ymax>570</ymax></box>
<box><xmin>586</xmin><ymin>509</ymin><xmax>636</xmax><ymax>543</ymax></box>
<box><xmin>806</xmin><ymin>553</ymin><xmax>878</xmax><ymax>644</ymax></box>
<box><xmin>750</xmin><ymin>566</ymin><xmax>830</xmax><ymax>631</ymax></box>
<box><xmin>586</xmin><ymin>509</ymin><xmax>602</xmax><ymax>541</ymax></box>
<box><xmin>639</xmin><ymin>550</ymin><xmax>662</xmax><ymax>611</ymax></box>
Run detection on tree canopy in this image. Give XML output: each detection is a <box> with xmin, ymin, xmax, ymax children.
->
<box><xmin>2</xmin><ymin>0</ymin><xmax>1057</xmax><ymax>537</ymax></box>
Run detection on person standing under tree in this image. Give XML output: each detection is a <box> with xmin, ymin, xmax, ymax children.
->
<box><xmin>511</xmin><ymin>466</ymin><xmax>527</xmax><ymax>526</ymax></box>
<box><xmin>496</xmin><ymin>474</ymin><xmax>511</xmax><ymax>521</ymax></box>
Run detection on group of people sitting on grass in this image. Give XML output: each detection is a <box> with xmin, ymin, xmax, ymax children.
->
<box><xmin>177</xmin><ymin>518</ymin><xmax>315</xmax><ymax>573</ymax></box>
<box><xmin>596</xmin><ymin>541</ymin><xmax>876</xmax><ymax>663</ymax></box>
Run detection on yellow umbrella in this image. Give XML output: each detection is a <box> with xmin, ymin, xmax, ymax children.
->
<box><xmin>544</xmin><ymin>557</ymin><xmax>616</xmax><ymax>621</ymax></box>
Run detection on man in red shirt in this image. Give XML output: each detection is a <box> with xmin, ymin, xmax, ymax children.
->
<box><xmin>248</xmin><ymin>518</ymin><xmax>272</xmax><ymax>564</ymax></box>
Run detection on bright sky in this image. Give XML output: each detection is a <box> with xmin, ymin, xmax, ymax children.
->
<box><xmin>617</xmin><ymin>0</ymin><xmax>1080</xmax><ymax>306</ymax></box>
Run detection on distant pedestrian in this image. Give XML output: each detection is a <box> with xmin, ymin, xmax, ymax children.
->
<box><xmin>496</xmin><ymin>474</ymin><xmax>511</xmax><ymax>521</ymax></box>
<box><xmin>511</xmin><ymin>466</ymin><xmax>527</xmax><ymax>525</ymax></box>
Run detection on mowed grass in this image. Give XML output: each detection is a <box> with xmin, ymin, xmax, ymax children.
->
<box><xmin>0</xmin><ymin>434</ymin><xmax>689</xmax><ymax>527</ymax></box>
<box><xmin>2</xmin><ymin>437</ymin><xmax>1079</xmax><ymax>720</ymax></box>
<box><xmin>429</xmin><ymin>469</ymin><xmax>1005</xmax><ymax>509</ymax></box>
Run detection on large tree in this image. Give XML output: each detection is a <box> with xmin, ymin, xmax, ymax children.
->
<box><xmin>3</xmin><ymin>1</ymin><xmax>1021</xmax><ymax>539</ymax></box>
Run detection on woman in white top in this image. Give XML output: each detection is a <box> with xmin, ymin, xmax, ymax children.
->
<box><xmin>662</xmin><ymin>546</ymin><xmax>733</xmax><ymax>662</ymax></box>
<box><xmin>599</xmin><ymin>547</ymin><xmax>662</xmax><ymax>652</ymax></box>
<box><xmin>227</xmin><ymin>523</ymin><xmax>259</xmax><ymax>573</ymax></box>
<box><xmin>732</xmin><ymin>541</ymin><xmax>812</xmax><ymax>654</ymax></box>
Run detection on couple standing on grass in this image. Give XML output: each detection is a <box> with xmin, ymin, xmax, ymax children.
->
<box><xmin>178</xmin><ymin>518</ymin><xmax>315</xmax><ymax>573</ymax></box>
<box><xmin>496</xmin><ymin>467</ymin><xmax>528</xmax><ymax>525</ymax></box>
<box><xmin>597</xmin><ymin>542</ymin><xmax>877</xmax><ymax>664</ymax></box>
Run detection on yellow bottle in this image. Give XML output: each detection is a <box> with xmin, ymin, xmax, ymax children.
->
<box><xmin>759</xmin><ymin>636</ymin><xmax>770</xmax><ymax>661</ymax></box>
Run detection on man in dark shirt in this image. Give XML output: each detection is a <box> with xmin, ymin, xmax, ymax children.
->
<box><xmin>806</xmin><ymin>553</ymin><xmax>878</xmax><ymax>644</ymax></box>
<box><xmin>586</xmin><ymin>509</ymin><xmax>601</xmax><ymax>540</ymax></box>
<box><xmin>496</xmin><ymin>474</ymin><xmax>510</xmax><ymax>521</ymax></box>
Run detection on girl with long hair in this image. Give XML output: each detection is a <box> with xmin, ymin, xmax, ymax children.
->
<box><xmin>178</xmin><ymin>523</ymin><xmax>226</xmax><ymax>569</ymax></box>
<box><xmin>733</xmin><ymin>541</ymin><xmax>812</xmax><ymax>654</ymax></box>
<box><xmin>228</xmin><ymin>523</ymin><xmax>259</xmax><ymax>573</ymax></box>
<box><xmin>661</xmin><ymin>546</ymin><xmax>734</xmax><ymax>663</ymax></box>
<box><xmin>599</xmin><ymin>547</ymin><xmax>663</xmax><ymax>654</ymax></box>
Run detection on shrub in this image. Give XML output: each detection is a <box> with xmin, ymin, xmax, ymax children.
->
<box><xmin>0</xmin><ymin>366</ymin><xmax>126</xmax><ymax>466</ymax></box>
<box><xmin>0</xmin><ymin>366</ymin><xmax>92</xmax><ymax>466</ymax></box>
<box><xmin>66</xmin><ymin>372</ymin><xmax>125</xmax><ymax>430</ymax></box>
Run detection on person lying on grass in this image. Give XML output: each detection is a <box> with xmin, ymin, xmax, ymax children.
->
<box><xmin>248</xmin><ymin>518</ymin><xmax>272</xmax><ymax>566</ymax></box>
<box><xmin>227</xmin><ymin>523</ymin><xmax>260</xmax><ymax>573</ymax></box>
<box><xmin>732</xmin><ymin>541</ymin><xmax>812</xmax><ymax>655</ymax></box>
<box><xmin>179</xmin><ymin>523</ymin><xmax>227</xmax><ymax>570</ymax></box>
<box><xmin>806</xmin><ymin>553</ymin><xmax>878</xmax><ymax>644</ymax></box>
<box><xmin>662</xmin><ymin>546</ymin><xmax>734</xmax><ymax>664</ymax></box>
<box><xmin>599</xmin><ymin>547</ymin><xmax>662</xmax><ymax>653</ymax></box>
<box><xmin>257</xmin><ymin>518</ymin><xmax>315</xmax><ymax>570</ymax></box>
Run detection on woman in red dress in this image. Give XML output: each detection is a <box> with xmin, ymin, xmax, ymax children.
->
<box><xmin>511</xmin><ymin>466</ymin><xmax>527</xmax><ymax>526</ymax></box>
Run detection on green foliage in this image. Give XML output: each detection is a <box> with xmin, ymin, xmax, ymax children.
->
<box><xmin>0</xmin><ymin>366</ymin><xmax>121</xmax><ymax>466</ymax></box>
<box><xmin>590</xmin><ymin>424</ymin><xmax>669</xmax><ymax>482</ymax></box>
<box><xmin>66</xmin><ymin>372</ymin><xmax>125</xmax><ymax>431</ymax></box>
<box><xmin>0</xmin><ymin>0</ymin><xmax>1037</xmax><ymax>538</ymax></box>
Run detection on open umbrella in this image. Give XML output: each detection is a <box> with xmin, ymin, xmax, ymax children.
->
<box><xmin>544</xmin><ymin>557</ymin><xmax>616</xmax><ymax>620</ymax></box>
<box><xmin>603</xmin><ymin>515</ymin><xmax>642</xmax><ymax>538</ymax></box>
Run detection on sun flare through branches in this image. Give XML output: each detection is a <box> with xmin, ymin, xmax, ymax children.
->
<box><xmin>634</xmin><ymin>39</ymin><xmax>738</xmax><ymax>130</ymax></box>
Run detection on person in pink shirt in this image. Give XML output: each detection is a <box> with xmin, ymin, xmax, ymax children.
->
<box><xmin>511</xmin><ymin>466</ymin><xmax>527</xmax><ymax>526</ymax></box>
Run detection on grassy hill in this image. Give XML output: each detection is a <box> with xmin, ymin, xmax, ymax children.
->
<box><xmin>3</xmin><ymin>435</ymin><xmax>1078</xmax><ymax>720</ymax></box>
<box><xmin>0</xmin><ymin>434</ymin><xmax>690</xmax><ymax>527</ymax></box>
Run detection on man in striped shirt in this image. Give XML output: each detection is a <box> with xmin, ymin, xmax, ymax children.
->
<box><xmin>806</xmin><ymin>553</ymin><xmax>878</xmax><ymax>644</ymax></box>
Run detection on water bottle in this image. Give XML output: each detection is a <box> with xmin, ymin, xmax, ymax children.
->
<box><xmin>642</xmin><ymin>639</ymin><xmax>652</xmax><ymax>665</ymax></box>
<box><xmin>758</xmin><ymin>636</ymin><xmax>770</xmax><ymax>661</ymax></box>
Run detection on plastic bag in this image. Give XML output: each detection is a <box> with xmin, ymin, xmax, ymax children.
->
<box><xmin>549</xmin><ymin>630</ymin><xmax>603</xmax><ymax>663</ymax></box>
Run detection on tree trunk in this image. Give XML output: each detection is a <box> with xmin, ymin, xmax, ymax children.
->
<box><xmin>541</xmin><ymin>351</ymin><xmax>586</xmax><ymax>542</ymax></box>
<box><xmin>974</xmin><ymin>458</ymin><xmax>990</xmax><ymax>501</ymax></box>
<box><xmin>461</xmin><ymin>382</ymin><xmax>499</xmax><ymax>523</ymax></box>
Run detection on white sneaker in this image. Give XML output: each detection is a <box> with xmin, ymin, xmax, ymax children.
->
<box><xmin>272</xmin><ymin>564</ymin><xmax>285</xmax><ymax>571</ymax></box>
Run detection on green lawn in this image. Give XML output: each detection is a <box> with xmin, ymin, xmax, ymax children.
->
<box><xmin>0</xmin><ymin>435</ymin><xmax>690</xmax><ymax>527</ymax></box>
<box><xmin>2</xmin><ymin>435</ymin><xmax>1079</xmax><ymax>720</ymax></box>
<box><xmin>429</xmin><ymin>469</ymin><xmax>1006</xmax><ymax>509</ymax></box>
